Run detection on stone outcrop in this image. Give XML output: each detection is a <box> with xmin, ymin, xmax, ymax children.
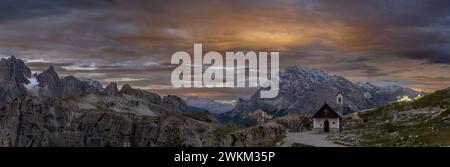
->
<box><xmin>162</xmin><ymin>95</ymin><xmax>188</xmax><ymax>113</ymax></box>
<box><xmin>214</xmin><ymin>123</ymin><xmax>286</xmax><ymax>147</ymax></box>
<box><xmin>119</xmin><ymin>84</ymin><xmax>162</xmax><ymax>105</ymax></box>
<box><xmin>273</xmin><ymin>112</ymin><xmax>312</xmax><ymax>132</ymax></box>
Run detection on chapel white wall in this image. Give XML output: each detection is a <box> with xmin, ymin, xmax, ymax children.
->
<box><xmin>313</xmin><ymin>118</ymin><xmax>340</xmax><ymax>129</ymax></box>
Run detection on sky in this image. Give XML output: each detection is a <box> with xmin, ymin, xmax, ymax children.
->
<box><xmin>1</xmin><ymin>0</ymin><xmax>450</xmax><ymax>99</ymax></box>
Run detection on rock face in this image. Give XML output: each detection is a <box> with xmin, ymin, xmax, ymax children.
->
<box><xmin>0</xmin><ymin>57</ymin><xmax>103</xmax><ymax>104</ymax></box>
<box><xmin>104</xmin><ymin>82</ymin><xmax>118</xmax><ymax>96</ymax></box>
<box><xmin>0</xmin><ymin>92</ymin><xmax>285</xmax><ymax>147</ymax></box>
<box><xmin>0</xmin><ymin>94</ymin><xmax>221</xmax><ymax>147</ymax></box>
<box><xmin>36</xmin><ymin>66</ymin><xmax>101</xmax><ymax>99</ymax></box>
<box><xmin>162</xmin><ymin>95</ymin><xmax>189</xmax><ymax>113</ymax></box>
<box><xmin>219</xmin><ymin>65</ymin><xmax>419</xmax><ymax>125</ymax></box>
<box><xmin>214</xmin><ymin>123</ymin><xmax>286</xmax><ymax>147</ymax></box>
<box><xmin>83</xmin><ymin>79</ymin><xmax>103</xmax><ymax>91</ymax></box>
<box><xmin>273</xmin><ymin>112</ymin><xmax>312</xmax><ymax>132</ymax></box>
<box><xmin>0</xmin><ymin>79</ymin><xmax>223</xmax><ymax>147</ymax></box>
<box><xmin>0</xmin><ymin>57</ymin><xmax>286</xmax><ymax>147</ymax></box>
<box><xmin>0</xmin><ymin>56</ymin><xmax>31</xmax><ymax>107</ymax></box>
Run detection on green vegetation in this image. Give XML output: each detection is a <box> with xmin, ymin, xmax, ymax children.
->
<box><xmin>345</xmin><ymin>88</ymin><xmax>450</xmax><ymax>147</ymax></box>
<box><xmin>359</xmin><ymin>88</ymin><xmax>450</xmax><ymax>122</ymax></box>
<box><xmin>360</xmin><ymin>110</ymin><xmax>450</xmax><ymax>147</ymax></box>
<box><xmin>412</xmin><ymin>88</ymin><xmax>450</xmax><ymax>109</ymax></box>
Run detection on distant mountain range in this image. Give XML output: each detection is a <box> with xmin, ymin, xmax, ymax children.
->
<box><xmin>218</xmin><ymin>65</ymin><xmax>420</xmax><ymax>125</ymax></box>
<box><xmin>0</xmin><ymin>56</ymin><xmax>285</xmax><ymax>147</ymax></box>
<box><xmin>0</xmin><ymin>56</ymin><xmax>426</xmax><ymax>146</ymax></box>
<box><xmin>185</xmin><ymin>96</ymin><xmax>235</xmax><ymax>114</ymax></box>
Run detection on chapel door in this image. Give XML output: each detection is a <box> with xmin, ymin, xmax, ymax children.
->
<box><xmin>324</xmin><ymin>120</ymin><xmax>330</xmax><ymax>132</ymax></box>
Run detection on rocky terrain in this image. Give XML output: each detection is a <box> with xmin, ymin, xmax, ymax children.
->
<box><xmin>329</xmin><ymin>88</ymin><xmax>450</xmax><ymax>147</ymax></box>
<box><xmin>273</xmin><ymin>112</ymin><xmax>312</xmax><ymax>132</ymax></box>
<box><xmin>0</xmin><ymin>56</ymin><xmax>32</xmax><ymax>107</ymax></box>
<box><xmin>0</xmin><ymin>86</ymin><xmax>286</xmax><ymax>147</ymax></box>
<box><xmin>0</xmin><ymin>56</ymin><xmax>286</xmax><ymax>147</ymax></box>
<box><xmin>219</xmin><ymin>65</ymin><xmax>419</xmax><ymax>125</ymax></box>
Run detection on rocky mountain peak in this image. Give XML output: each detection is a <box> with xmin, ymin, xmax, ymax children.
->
<box><xmin>219</xmin><ymin>65</ymin><xmax>420</xmax><ymax>125</ymax></box>
<box><xmin>83</xmin><ymin>79</ymin><xmax>103</xmax><ymax>91</ymax></box>
<box><xmin>0</xmin><ymin>56</ymin><xmax>32</xmax><ymax>84</ymax></box>
<box><xmin>119</xmin><ymin>84</ymin><xmax>133</xmax><ymax>93</ymax></box>
<box><xmin>163</xmin><ymin>95</ymin><xmax>189</xmax><ymax>112</ymax></box>
<box><xmin>104</xmin><ymin>82</ymin><xmax>119</xmax><ymax>96</ymax></box>
<box><xmin>0</xmin><ymin>57</ymin><xmax>106</xmax><ymax>102</ymax></box>
<box><xmin>0</xmin><ymin>56</ymin><xmax>32</xmax><ymax>107</ymax></box>
<box><xmin>36</xmin><ymin>65</ymin><xmax>63</xmax><ymax>98</ymax></box>
<box><xmin>42</xmin><ymin>65</ymin><xmax>59</xmax><ymax>79</ymax></box>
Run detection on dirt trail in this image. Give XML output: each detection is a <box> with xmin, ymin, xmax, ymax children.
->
<box><xmin>280</xmin><ymin>131</ymin><xmax>346</xmax><ymax>147</ymax></box>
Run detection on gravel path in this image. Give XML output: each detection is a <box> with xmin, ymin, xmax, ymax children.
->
<box><xmin>280</xmin><ymin>131</ymin><xmax>346</xmax><ymax>147</ymax></box>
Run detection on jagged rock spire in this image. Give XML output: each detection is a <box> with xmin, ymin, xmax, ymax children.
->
<box><xmin>0</xmin><ymin>56</ymin><xmax>32</xmax><ymax>107</ymax></box>
<box><xmin>104</xmin><ymin>82</ymin><xmax>119</xmax><ymax>96</ymax></box>
<box><xmin>43</xmin><ymin>65</ymin><xmax>59</xmax><ymax>79</ymax></box>
<box><xmin>119</xmin><ymin>84</ymin><xmax>133</xmax><ymax>93</ymax></box>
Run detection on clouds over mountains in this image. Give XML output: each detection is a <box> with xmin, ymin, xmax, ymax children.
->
<box><xmin>0</xmin><ymin>0</ymin><xmax>450</xmax><ymax>97</ymax></box>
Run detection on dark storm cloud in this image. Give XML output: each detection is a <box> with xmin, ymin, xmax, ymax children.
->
<box><xmin>1</xmin><ymin>0</ymin><xmax>450</xmax><ymax>97</ymax></box>
<box><xmin>0</xmin><ymin>0</ymin><xmax>116</xmax><ymax>23</ymax></box>
<box><xmin>325</xmin><ymin>63</ymin><xmax>387</xmax><ymax>78</ymax></box>
<box><xmin>289</xmin><ymin>0</ymin><xmax>450</xmax><ymax>64</ymax></box>
<box><xmin>26</xmin><ymin>62</ymin><xmax>74</xmax><ymax>73</ymax></box>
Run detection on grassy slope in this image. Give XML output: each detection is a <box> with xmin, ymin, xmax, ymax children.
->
<box><xmin>349</xmin><ymin>88</ymin><xmax>450</xmax><ymax>147</ymax></box>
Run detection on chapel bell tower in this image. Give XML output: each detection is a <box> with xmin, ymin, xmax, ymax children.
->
<box><xmin>336</xmin><ymin>92</ymin><xmax>344</xmax><ymax>116</ymax></box>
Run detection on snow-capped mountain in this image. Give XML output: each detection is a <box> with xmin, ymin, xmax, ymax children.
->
<box><xmin>218</xmin><ymin>65</ymin><xmax>419</xmax><ymax>125</ymax></box>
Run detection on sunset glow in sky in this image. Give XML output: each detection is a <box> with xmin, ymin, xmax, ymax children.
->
<box><xmin>1</xmin><ymin>0</ymin><xmax>450</xmax><ymax>98</ymax></box>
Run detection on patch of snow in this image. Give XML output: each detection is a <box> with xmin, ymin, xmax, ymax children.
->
<box><xmin>24</xmin><ymin>75</ymin><xmax>40</xmax><ymax>96</ymax></box>
<box><xmin>24</xmin><ymin>76</ymin><xmax>39</xmax><ymax>90</ymax></box>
